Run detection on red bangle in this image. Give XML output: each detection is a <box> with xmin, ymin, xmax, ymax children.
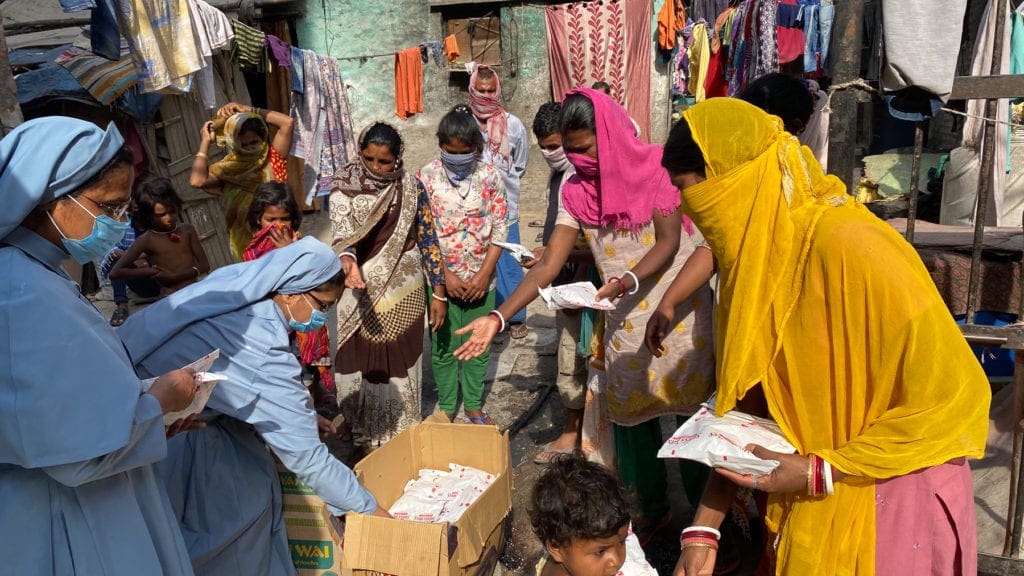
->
<box><xmin>606</xmin><ymin>276</ymin><xmax>627</xmax><ymax>299</ymax></box>
<box><xmin>680</xmin><ymin>530</ymin><xmax>718</xmax><ymax>541</ymax></box>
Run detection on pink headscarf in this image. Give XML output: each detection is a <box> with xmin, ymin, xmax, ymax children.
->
<box><xmin>468</xmin><ymin>65</ymin><xmax>510</xmax><ymax>164</ymax></box>
<box><xmin>560</xmin><ymin>87</ymin><xmax>690</xmax><ymax>233</ymax></box>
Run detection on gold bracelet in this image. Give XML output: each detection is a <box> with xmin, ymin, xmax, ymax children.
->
<box><xmin>195</xmin><ymin>152</ymin><xmax>208</xmax><ymax>159</ymax></box>
<box><xmin>806</xmin><ymin>455</ymin><xmax>815</xmax><ymax>496</ymax></box>
<box><xmin>681</xmin><ymin>542</ymin><xmax>718</xmax><ymax>551</ymax></box>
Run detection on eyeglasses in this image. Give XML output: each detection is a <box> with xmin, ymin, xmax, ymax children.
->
<box><xmin>305</xmin><ymin>293</ymin><xmax>332</xmax><ymax>313</ymax></box>
<box><xmin>78</xmin><ymin>194</ymin><xmax>131</xmax><ymax>221</ymax></box>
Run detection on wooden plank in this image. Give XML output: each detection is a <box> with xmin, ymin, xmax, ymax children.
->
<box><xmin>950</xmin><ymin>75</ymin><xmax>1024</xmax><ymax>101</ymax></box>
<box><xmin>980</xmin><ymin>553</ymin><xmax>1024</xmax><ymax>576</ymax></box>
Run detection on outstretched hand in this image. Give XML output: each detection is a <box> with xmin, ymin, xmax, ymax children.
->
<box><xmin>644</xmin><ymin>305</ymin><xmax>675</xmax><ymax>357</ymax></box>
<box><xmin>453</xmin><ymin>315</ymin><xmax>502</xmax><ymax>360</ymax></box>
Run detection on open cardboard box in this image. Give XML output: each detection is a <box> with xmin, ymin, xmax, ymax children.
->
<box><xmin>344</xmin><ymin>418</ymin><xmax>512</xmax><ymax>576</ymax></box>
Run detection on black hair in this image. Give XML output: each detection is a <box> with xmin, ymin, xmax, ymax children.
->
<box><xmin>239</xmin><ymin>117</ymin><xmax>268</xmax><ymax>141</ymax></box>
<box><xmin>738</xmin><ymin>73</ymin><xmax>814</xmax><ymax>134</ymax></box>
<box><xmin>590</xmin><ymin>81</ymin><xmax>612</xmax><ymax>95</ymax></box>
<box><xmin>314</xmin><ymin>268</ymin><xmax>346</xmax><ymax>292</ymax></box>
<box><xmin>529</xmin><ymin>454</ymin><xmax>630</xmax><ymax>548</ymax></box>
<box><xmin>133</xmin><ymin>176</ymin><xmax>183</xmax><ymax>230</ymax></box>
<box><xmin>476</xmin><ymin>66</ymin><xmax>497</xmax><ymax>81</ymax></box>
<box><xmin>532</xmin><ymin>102</ymin><xmax>563</xmax><ymax>139</ymax></box>
<box><xmin>437</xmin><ymin>106</ymin><xmax>484</xmax><ymax>152</ymax></box>
<box><xmin>359</xmin><ymin>122</ymin><xmax>403</xmax><ymax>158</ymax></box>
<box><xmin>78</xmin><ymin>144</ymin><xmax>135</xmax><ymax>191</ymax></box>
<box><xmin>662</xmin><ymin>119</ymin><xmax>707</xmax><ymax>177</ymax></box>
<box><xmin>246</xmin><ymin>181</ymin><xmax>302</xmax><ymax>232</ymax></box>
<box><xmin>560</xmin><ymin>93</ymin><xmax>596</xmax><ymax>134</ymax></box>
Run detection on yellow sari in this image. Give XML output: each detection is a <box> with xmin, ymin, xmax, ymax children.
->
<box><xmin>680</xmin><ymin>99</ymin><xmax>989</xmax><ymax>574</ymax></box>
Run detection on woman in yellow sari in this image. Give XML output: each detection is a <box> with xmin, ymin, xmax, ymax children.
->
<box><xmin>662</xmin><ymin>98</ymin><xmax>990</xmax><ymax>576</ymax></box>
<box><xmin>191</xmin><ymin>101</ymin><xmax>294</xmax><ymax>261</ymax></box>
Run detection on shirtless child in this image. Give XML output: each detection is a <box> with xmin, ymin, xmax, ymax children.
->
<box><xmin>110</xmin><ymin>176</ymin><xmax>210</xmax><ymax>295</ymax></box>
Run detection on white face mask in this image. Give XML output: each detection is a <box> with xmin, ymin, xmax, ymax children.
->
<box><xmin>540</xmin><ymin>146</ymin><xmax>572</xmax><ymax>173</ymax></box>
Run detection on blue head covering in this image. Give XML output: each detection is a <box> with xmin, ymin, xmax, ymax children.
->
<box><xmin>120</xmin><ymin>236</ymin><xmax>341</xmax><ymax>362</ymax></box>
<box><xmin>0</xmin><ymin>117</ymin><xmax>125</xmax><ymax>239</ymax></box>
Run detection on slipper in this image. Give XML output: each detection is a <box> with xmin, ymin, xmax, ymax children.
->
<box><xmin>467</xmin><ymin>412</ymin><xmax>496</xmax><ymax>426</ymax></box>
<box><xmin>533</xmin><ymin>443</ymin><xmax>576</xmax><ymax>464</ymax></box>
<box><xmin>527</xmin><ymin>220</ymin><xmax>545</xmax><ymax>228</ymax></box>
<box><xmin>109</xmin><ymin>306</ymin><xmax>129</xmax><ymax>327</ymax></box>
<box><xmin>509</xmin><ymin>323</ymin><xmax>528</xmax><ymax>339</ymax></box>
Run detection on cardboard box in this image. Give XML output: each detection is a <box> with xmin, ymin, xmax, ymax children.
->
<box><xmin>278</xmin><ymin>467</ymin><xmax>345</xmax><ymax>576</ymax></box>
<box><xmin>345</xmin><ymin>421</ymin><xmax>512</xmax><ymax>576</ymax></box>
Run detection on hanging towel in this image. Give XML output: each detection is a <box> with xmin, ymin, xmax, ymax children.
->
<box><xmin>56</xmin><ymin>49</ymin><xmax>139</xmax><ymax>105</ymax></box>
<box><xmin>394</xmin><ymin>46</ymin><xmax>423</xmax><ymax>120</ymax></box>
<box><xmin>231</xmin><ymin>19</ymin><xmax>268</xmax><ymax>72</ymax></box>
<box><xmin>443</xmin><ymin>34</ymin><xmax>461</xmax><ymax>63</ymax></box>
<box><xmin>657</xmin><ymin>0</ymin><xmax>686</xmax><ymax>51</ymax></box>
<box><xmin>266</xmin><ymin>35</ymin><xmax>291</xmax><ymax>67</ymax></box>
<box><xmin>117</xmin><ymin>0</ymin><xmax>202</xmax><ymax>93</ymax></box>
<box><xmin>187</xmin><ymin>0</ymin><xmax>233</xmax><ymax>110</ymax></box>
<box><xmin>290</xmin><ymin>46</ymin><xmax>304</xmax><ymax>93</ymax></box>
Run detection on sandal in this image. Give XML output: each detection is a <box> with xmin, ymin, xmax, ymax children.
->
<box><xmin>467</xmin><ymin>412</ymin><xmax>496</xmax><ymax>426</ymax></box>
<box><xmin>527</xmin><ymin>220</ymin><xmax>545</xmax><ymax>228</ymax></box>
<box><xmin>109</xmin><ymin>306</ymin><xmax>129</xmax><ymax>327</ymax></box>
<box><xmin>509</xmin><ymin>323</ymin><xmax>528</xmax><ymax>339</ymax></box>
<box><xmin>533</xmin><ymin>443</ymin><xmax>576</xmax><ymax>464</ymax></box>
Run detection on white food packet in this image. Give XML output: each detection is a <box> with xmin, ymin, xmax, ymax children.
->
<box><xmin>162</xmin><ymin>372</ymin><xmax>227</xmax><ymax>426</ymax></box>
<box><xmin>538</xmin><ymin>282</ymin><xmax>616</xmax><ymax>311</ymax></box>
<box><xmin>491</xmin><ymin>240</ymin><xmax>535</xmax><ymax>264</ymax></box>
<box><xmin>657</xmin><ymin>398</ymin><xmax>796</xmax><ymax>476</ymax></box>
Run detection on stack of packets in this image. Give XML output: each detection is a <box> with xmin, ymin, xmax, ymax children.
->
<box><xmin>388</xmin><ymin>463</ymin><xmax>497</xmax><ymax>524</ymax></box>
<box><xmin>537</xmin><ymin>281</ymin><xmax>616</xmax><ymax>311</ymax></box>
<box><xmin>657</xmin><ymin>397</ymin><xmax>797</xmax><ymax>476</ymax></box>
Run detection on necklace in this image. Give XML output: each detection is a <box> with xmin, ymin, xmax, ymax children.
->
<box><xmin>150</xmin><ymin>223</ymin><xmax>182</xmax><ymax>242</ymax></box>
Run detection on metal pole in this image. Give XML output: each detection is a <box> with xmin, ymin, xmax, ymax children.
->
<box><xmin>905</xmin><ymin>122</ymin><xmax>925</xmax><ymax>243</ymax></box>
<box><xmin>967</xmin><ymin>3</ymin><xmax>1008</xmax><ymax>324</ymax></box>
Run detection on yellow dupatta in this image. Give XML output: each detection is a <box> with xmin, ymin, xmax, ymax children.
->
<box><xmin>680</xmin><ymin>99</ymin><xmax>990</xmax><ymax>574</ymax></box>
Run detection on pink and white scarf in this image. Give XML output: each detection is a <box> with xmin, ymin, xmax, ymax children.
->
<box><xmin>468</xmin><ymin>65</ymin><xmax>510</xmax><ymax>165</ymax></box>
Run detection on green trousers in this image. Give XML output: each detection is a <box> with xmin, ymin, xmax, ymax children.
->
<box><xmin>430</xmin><ymin>288</ymin><xmax>495</xmax><ymax>414</ymax></box>
<box><xmin>614</xmin><ymin>417</ymin><xmax>710</xmax><ymax>517</ymax></box>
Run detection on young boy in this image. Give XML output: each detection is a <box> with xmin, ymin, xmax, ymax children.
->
<box><xmin>526</xmin><ymin>102</ymin><xmax>592</xmax><ymax>464</ymax></box>
<box><xmin>530</xmin><ymin>455</ymin><xmax>657</xmax><ymax>576</ymax></box>
<box><xmin>110</xmin><ymin>177</ymin><xmax>210</xmax><ymax>295</ymax></box>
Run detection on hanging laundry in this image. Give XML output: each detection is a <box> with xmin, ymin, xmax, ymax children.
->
<box><xmin>798</xmin><ymin>0</ymin><xmax>834</xmax><ymax>74</ymax></box>
<box><xmin>266</xmin><ymin>35</ymin><xmax>292</xmax><ymax>68</ymax></box>
<box><xmin>188</xmin><ymin>0</ymin><xmax>234</xmax><ymax>110</ymax></box>
<box><xmin>657</xmin><ymin>0</ymin><xmax>686</xmax><ymax>51</ymax></box>
<box><xmin>443</xmin><ymin>34</ymin><xmax>461</xmax><ymax>63</ymax></box>
<box><xmin>117</xmin><ymin>0</ymin><xmax>203</xmax><ymax>93</ymax></box>
<box><xmin>315</xmin><ymin>56</ymin><xmax>356</xmax><ymax>200</ymax></box>
<box><xmin>687</xmin><ymin>21</ymin><xmax>710</xmax><ymax>101</ymax></box>
<box><xmin>776</xmin><ymin>0</ymin><xmax>804</xmax><ymax>64</ymax></box>
<box><xmin>395</xmin><ymin>46</ymin><xmax>423</xmax><ymax>120</ymax></box>
<box><xmin>56</xmin><ymin>48</ymin><xmax>138</xmax><ymax>105</ymax></box>
<box><xmin>290</xmin><ymin>46</ymin><xmax>304</xmax><ymax>93</ymax></box>
<box><xmin>692</xmin><ymin>0</ymin><xmax>730</xmax><ymax>22</ymax></box>
<box><xmin>231</xmin><ymin>19</ymin><xmax>268</xmax><ymax>72</ymax></box>
<box><xmin>752</xmin><ymin>0</ymin><xmax>778</xmax><ymax>80</ymax></box>
<box><xmin>291</xmin><ymin>49</ymin><xmax>324</xmax><ymax>201</ymax></box>
<box><xmin>56</xmin><ymin>0</ymin><xmax>121</xmax><ymax>61</ymax></box>
<box><xmin>881</xmin><ymin>0</ymin><xmax>966</xmax><ymax>120</ymax></box>
<box><xmin>420</xmin><ymin>41</ymin><xmax>445</xmax><ymax>68</ymax></box>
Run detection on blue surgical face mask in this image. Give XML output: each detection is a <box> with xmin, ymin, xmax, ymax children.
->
<box><xmin>47</xmin><ymin>195</ymin><xmax>130</xmax><ymax>264</ymax></box>
<box><xmin>440</xmin><ymin>150</ymin><xmax>478</xmax><ymax>184</ymax></box>
<box><xmin>287</xmin><ymin>294</ymin><xmax>328</xmax><ymax>333</ymax></box>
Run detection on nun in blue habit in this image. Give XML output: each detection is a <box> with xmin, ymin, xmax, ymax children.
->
<box><xmin>0</xmin><ymin>118</ymin><xmax>198</xmax><ymax>575</ymax></box>
<box><xmin>119</xmin><ymin>236</ymin><xmax>385</xmax><ymax>576</ymax></box>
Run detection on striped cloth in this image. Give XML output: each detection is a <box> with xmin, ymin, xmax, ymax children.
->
<box><xmin>230</xmin><ymin>20</ymin><xmax>267</xmax><ymax>72</ymax></box>
<box><xmin>56</xmin><ymin>49</ymin><xmax>139</xmax><ymax>105</ymax></box>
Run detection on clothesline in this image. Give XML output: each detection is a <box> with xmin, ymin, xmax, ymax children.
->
<box><xmin>333</xmin><ymin>13</ymin><xmax>492</xmax><ymax>64</ymax></box>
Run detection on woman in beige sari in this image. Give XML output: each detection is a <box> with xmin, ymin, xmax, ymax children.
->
<box><xmin>330</xmin><ymin>122</ymin><xmax>447</xmax><ymax>450</ymax></box>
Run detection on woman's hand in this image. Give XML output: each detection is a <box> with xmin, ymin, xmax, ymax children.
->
<box><xmin>316</xmin><ymin>414</ymin><xmax>339</xmax><ymax>439</ymax></box>
<box><xmin>217</xmin><ymin>102</ymin><xmax>249</xmax><ymax>117</ymax></box>
<box><xmin>149</xmin><ymin>368</ymin><xmax>198</xmax><ymax>413</ymax></box>
<box><xmin>429</xmin><ymin>297</ymin><xmax>447</xmax><ymax>333</ymax></box>
<box><xmin>522</xmin><ymin>246</ymin><xmax>545</xmax><ymax>269</ymax></box>
<box><xmin>444</xmin><ymin>268</ymin><xmax>466</xmax><ymax>300</ymax></box>
<box><xmin>341</xmin><ymin>256</ymin><xmax>365</xmax><ymax>289</ymax></box>
<box><xmin>594</xmin><ymin>279</ymin><xmax>623</xmax><ymax>302</ymax></box>
<box><xmin>270</xmin><ymin>225</ymin><xmax>296</xmax><ymax>248</ymax></box>
<box><xmin>464</xmin><ymin>272</ymin><xmax>490</xmax><ymax>302</ymax></box>
<box><xmin>199</xmin><ymin>120</ymin><xmax>215</xmax><ymax>144</ymax></box>
<box><xmin>674</xmin><ymin>545</ymin><xmax>716</xmax><ymax>576</ymax></box>
<box><xmin>453</xmin><ymin>314</ymin><xmax>501</xmax><ymax>360</ymax></box>
<box><xmin>644</xmin><ymin>304</ymin><xmax>675</xmax><ymax>357</ymax></box>
<box><xmin>715</xmin><ymin>445</ymin><xmax>810</xmax><ymax>494</ymax></box>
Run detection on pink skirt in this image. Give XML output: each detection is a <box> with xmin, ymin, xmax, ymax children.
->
<box><xmin>874</xmin><ymin>458</ymin><xmax>977</xmax><ymax>575</ymax></box>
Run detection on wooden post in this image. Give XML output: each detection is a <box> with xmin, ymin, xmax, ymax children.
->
<box><xmin>0</xmin><ymin>7</ymin><xmax>24</xmax><ymax>135</ymax></box>
<box><xmin>826</xmin><ymin>0</ymin><xmax>864</xmax><ymax>192</ymax></box>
